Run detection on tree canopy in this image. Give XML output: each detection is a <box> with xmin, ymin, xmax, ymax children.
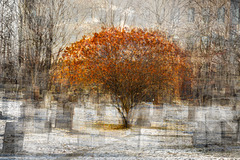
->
<box><xmin>53</xmin><ymin>27</ymin><xmax>191</xmax><ymax>127</ymax></box>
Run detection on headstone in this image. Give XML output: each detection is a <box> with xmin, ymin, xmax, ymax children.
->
<box><xmin>220</xmin><ymin>121</ymin><xmax>235</xmax><ymax>144</ymax></box>
<box><xmin>33</xmin><ymin>108</ymin><xmax>47</xmax><ymax>133</ymax></box>
<box><xmin>232</xmin><ymin>105</ymin><xmax>237</xmax><ymax>111</ymax></box>
<box><xmin>236</xmin><ymin>118</ymin><xmax>240</xmax><ymax>143</ymax></box>
<box><xmin>55</xmin><ymin>103</ymin><xmax>73</xmax><ymax>130</ymax></box>
<box><xmin>193</xmin><ymin>121</ymin><xmax>222</xmax><ymax>147</ymax></box>
<box><xmin>220</xmin><ymin>98</ymin><xmax>230</xmax><ymax>106</ymax></box>
<box><xmin>2</xmin><ymin>122</ymin><xmax>24</xmax><ymax>154</ymax></box>
<box><xmin>203</xmin><ymin>95</ymin><xmax>212</xmax><ymax>106</ymax></box>
<box><xmin>44</xmin><ymin>121</ymin><xmax>52</xmax><ymax>133</ymax></box>
<box><xmin>149</xmin><ymin>105</ymin><xmax>154</xmax><ymax>116</ymax></box>
<box><xmin>0</xmin><ymin>111</ymin><xmax>2</xmax><ymax>119</ymax></box>
<box><xmin>188</xmin><ymin>106</ymin><xmax>195</xmax><ymax>121</ymax></box>
<box><xmin>135</xmin><ymin>113</ymin><xmax>151</xmax><ymax>127</ymax></box>
<box><xmin>220</xmin><ymin>121</ymin><xmax>225</xmax><ymax>140</ymax></box>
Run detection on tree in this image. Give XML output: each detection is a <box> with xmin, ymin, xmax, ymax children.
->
<box><xmin>17</xmin><ymin>0</ymin><xmax>84</xmax><ymax>98</ymax></box>
<box><xmin>184</xmin><ymin>0</ymin><xmax>239</xmax><ymax>105</ymax></box>
<box><xmin>53</xmin><ymin>27</ymin><xmax>191</xmax><ymax>128</ymax></box>
<box><xmin>78</xmin><ymin>0</ymin><xmax>136</xmax><ymax>33</ymax></box>
<box><xmin>139</xmin><ymin>0</ymin><xmax>188</xmax><ymax>34</ymax></box>
<box><xmin>0</xmin><ymin>0</ymin><xmax>18</xmax><ymax>84</ymax></box>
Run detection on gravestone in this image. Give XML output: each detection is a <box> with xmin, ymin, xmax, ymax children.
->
<box><xmin>0</xmin><ymin>111</ymin><xmax>2</xmax><ymax>119</ymax></box>
<box><xmin>2</xmin><ymin>122</ymin><xmax>24</xmax><ymax>154</ymax></box>
<box><xmin>220</xmin><ymin>121</ymin><xmax>236</xmax><ymax>144</ymax></box>
<box><xmin>236</xmin><ymin>117</ymin><xmax>240</xmax><ymax>143</ymax></box>
<box><xmin>220</xmin><ymin>98</ymin><xmax>230</xmax><ymax>106</ymax></box>
<box><xmin>188</xmin><ymin>106</ymin><xmax>196</xmax><ymax>121</ymax></box>
<box><xmin>203</xmin><ymin>95</ymin><xmax>212</xmax><ymax>106</ymax></box>
<box><xmin>55</xmin><ymin>103</ymin><xmax>74</xmax><ymax>130</ymax></box>
<box><xmin>192</xmin><ymin>121</ymin><xmax>222</xmax><ymax>147</ymax></box>
<box><xmin>135</xmin><ymin>111</ymin><xmax>151</xmax><ymax>127</ymax></box>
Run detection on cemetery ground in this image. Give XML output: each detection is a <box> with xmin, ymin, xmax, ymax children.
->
<box><xmin>1</xmin><ymin>125</ymin><xmax>240</xmax><ymax>159</ymax></box>
<box><xmin>0</xmin><ymin>91</ymin><xmax>239</xmax><ymax>159</ymax></box>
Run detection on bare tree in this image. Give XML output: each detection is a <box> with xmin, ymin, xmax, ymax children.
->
<box><xmin>79</xmin><ymin>0</ymin><xmax>136</xmax><ymax>30</ymax></box>
<box><xmin>140</xmin><ymin>0</ymin><xmax>189</xmax><ymax>34</ymax></box>
<box><xmin>0</xmin><ymin>0</ymin><xmax>18</xmax><ymax>84</ymax></box>
<box><xmin>184</xmin><ymin>0</ymin><xmax>239</xmax><ymax>105</ymax></box>
<box><xmin>18</xmin><ymin>0</ymin><xmax>84</xmax><ymax>99</ymax></box>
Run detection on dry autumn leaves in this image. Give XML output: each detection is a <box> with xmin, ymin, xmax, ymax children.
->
<box><xmin>53</xmin><ymin>27</ymin><xmax>192</xmax><ymax>128</ymax></box>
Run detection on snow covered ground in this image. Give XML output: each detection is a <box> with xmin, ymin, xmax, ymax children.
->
<box><xmin>0</xmin><ymin>99</ymin><xmax>240</xmax><ymax>159</ymax></box>
<box><xmin>1</xmin><ymin>127</ymin><xmax>240</xmax><ymax>159</ymax></box>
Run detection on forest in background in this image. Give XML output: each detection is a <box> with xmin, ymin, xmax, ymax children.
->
<box><xmin>0</xmin><ymin>0</ymin><xmax>240</xmax><ymax>107</ymax></box>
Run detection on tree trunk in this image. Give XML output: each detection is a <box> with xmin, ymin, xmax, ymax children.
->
<box><xmin>122</xmin><ymin>114</ymin><xmax>129</xmax><ymax>128</ymax></box>
<box><xmin>115</xmin><ymin>105</ymin><xmax>130</xmax><ymax>128</ymax></box>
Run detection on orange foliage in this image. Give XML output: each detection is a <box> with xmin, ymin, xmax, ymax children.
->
<box><xmin>53</xmin><ymin>27</ymin><xmax>191</xmax><ymax>102</ymax></box>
